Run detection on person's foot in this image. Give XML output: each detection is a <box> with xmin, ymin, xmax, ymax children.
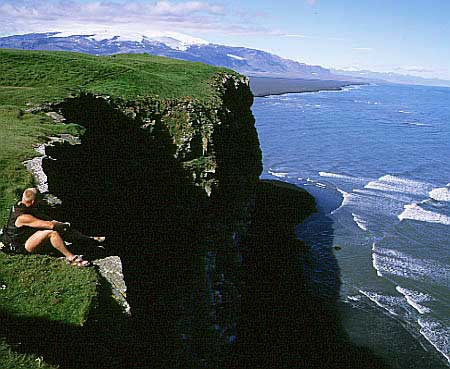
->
<box><xmin>66</xmin><ymin>255</ymin><xmax>91</xmax><ymax>267</ymax></box>
<box><xmin>91</xmin><ymin>236</ymin><xmax>106</xmax><ymax>243</ymax></box>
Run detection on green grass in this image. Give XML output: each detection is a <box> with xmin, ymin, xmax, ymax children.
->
<box><xmin>0</xmin><ymin>48</ymin><xmax>232</xmax><ymax>367</ymax></box>
<box><xmin>0</xmin><ymin>253</ymin><xmax>98</xmax><ymax>325</ymax></box>
<box><xmin>0</xmin><ymin>340</ymin><xmax>57</xmax><ymax>369</ymax></box>
<box><xmin>0</xmin><ymin>49</ymin><xmax>231</xmax><ymax>104</ymax></box>
<box><xmin>0</xmin><ymin>105</ymin><xmax>83</xmax><ymax>224</ymax></box>
<box><xmin>0</xmin><ymin>48</ymin><xmax>230</xmax><ymax>223</ymax></box>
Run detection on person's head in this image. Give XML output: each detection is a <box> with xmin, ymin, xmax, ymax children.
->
<box><xmin>21</xmin><ymin>188</ymin><xmax>37</xmax><ymax>207</ymax></box>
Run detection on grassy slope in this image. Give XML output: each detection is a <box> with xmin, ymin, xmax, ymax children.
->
<box><xmin>0</xmin><ymin>48</ymin><xmax>227</xmax><ymax>223</ymax></box>
<box><xmin>0</xmin><ymin>340</ymin><xmax>57</xmax><ymax>369</ymax></box>
<box><xmin>0</xmin><ymin>49</ymin><xmax>227</xmax><ymax>367</ymax></box>
<box><xmin>0</xmin><ymin>254</ymin><xmax>97</xmax><ymax>325</ymax></box>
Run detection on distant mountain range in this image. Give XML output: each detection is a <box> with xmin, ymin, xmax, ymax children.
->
<box><xmin>0</xmin><ymin>32</ymin><xmax>333</xmax><ymax>79</ymax></box>
<box><xmin>1</xmin><ymin>32</ymin><xmax>448</xmax><ymax>87</ymax></box>
<box><xmin>332</xmin><ymin>69</ymin><xmax>450</xmax><ymax>88</ymax></box>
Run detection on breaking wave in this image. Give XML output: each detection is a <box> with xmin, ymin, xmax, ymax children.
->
<box><xmin>429</xmin><ymin>186</ymin><xmax>450</xmax><ymax>202</ymax></box>
<box><xmin>364</xmin><ymin>175</ymin><xmax>433</xmax><ymax>197</ymax></box>
<box><xmin>398</xmin><ymin>203</ymin><xmax>450</xmax><ymax>226</ymax></box>
<box><xmin>371</xmin><ymin>247</ymin><xmax>450</xmax><ymax>286</ymax></box>
<box><xmin>418</xmin><ymin>319</ymin><xmax>450</xmax><ymax>364</ymax></box>
<box><xmin>395</xmin><ymin>286</ymin><xmax>432</xmax><ymax>315</ymax></box>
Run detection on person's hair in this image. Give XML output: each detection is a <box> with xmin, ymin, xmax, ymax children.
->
<box><xmin>22</xmin><ymin>188</ymin><xmax>37</xmax><ymax>203</ymax></box>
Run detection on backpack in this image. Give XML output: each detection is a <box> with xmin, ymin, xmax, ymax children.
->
<box><xmin>1</xmin><ymin>206</ymin><xmax>14</xmax><ymax>245</ymax></box>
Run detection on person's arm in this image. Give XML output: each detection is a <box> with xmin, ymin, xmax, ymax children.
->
<box><xmin>29</xmin><ymin>207</ymin><xmax>53</xmax><ymax>221</ymax></box>
<box><xmin>15</xmin><ymin>214</ymin><xmax>57</xmax><ymax>229</ymax></box>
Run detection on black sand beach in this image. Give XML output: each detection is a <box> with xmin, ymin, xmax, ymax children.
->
<box><xmin>249</xmin><ymin>76</ymin><xmax>365</xmax><ymax>97</ymax></box>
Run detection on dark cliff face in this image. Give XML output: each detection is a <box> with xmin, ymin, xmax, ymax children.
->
<box><xmin>40</xmin><ymin>75</ymin><xmax>261</xmax><ymax>368</ymax></box>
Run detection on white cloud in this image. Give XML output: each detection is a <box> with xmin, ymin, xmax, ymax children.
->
<box><xmin>0</xmin><ymin>1</ymin><xmax>256</xmax><ymax>36</ymax></box>
<box><xmin>0</xmin><ymin>1</ymin><xmax>225</xmax><ymax>20</ymax></box>
<box><xmin>0</xmin><ymin>0</ymin><xmax>290</xmax><ymax>40</ymax></box>
<box><xmin>352</xmin><ymin>47</ymin><xmax>373</xmax><ymax>51</ymax></box>
<box><xmin>284</xmin><ymin>34</ymin><xmax>313</xmax><ymax>39</ymax></box>
<box><xmin>394</xmin><ymin>66</ymin><xmax>437</xmax><ymax>74</ymax></box>
<box><xmin>283</xmin><ymin>33</ymin><xmax>346</xmax><ymax>42</ymax></box>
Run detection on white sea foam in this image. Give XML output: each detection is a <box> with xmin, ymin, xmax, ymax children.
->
<box><xmin>429</xmin><ymin>187</ymin><xmax>450</xmax><ymax>202</ymax></box>
<box><xmin>268</xmin><ymin>170</ymin><xmax>289</xmax><ymax>178</ymax></box>
<box><xmin>398</xmin><ymin>110</ymin><xmax>412</xmax><ymax>114</ymax></box>
<box><xmin>334</xmin><ymin>187</ymin><xmax>411</xmax><ymax>222</ymax></box>
<box><xmin>418</xmin><ymin>319</ymin><xmax>450</xmax><ymax>363</ymax></box>
<box><xmin>331</xmin><ymin>188</ymin><xmax>353</xmax><ymax>214</ymax></box>
<box><xmin>305</xmin><ymin>178</ymin><xmax>328</xmax><ymax>189</ymax></box>
<box><xmin>319</xmin><ymin>171</ymin><xmax>350</xmax><ymax>179</ymax></box>
<box><xmin>364</xmin><ymin>175</ymin><xmax>432</xmax><ymax>196</ymax></box>
<box><xmin>395</xmin><ymin>286</ymin><xmax>432</xmax><ymax>314</ymax></box>
<box><xmin>373</xmin><ymin>247</ymin><xmax>450</xmax><ymax>285</ymax></box>
<box><xmin>340</xmin><ymin>85</ymin><xmax>362</xmax><ymax>92</ymax></box>
<box><xmin>352</xmin><ymin>213</ymin><xmax>368</xmax><ymax>231</ymax></box>
<box><xmin>360</xmin><ymin>289</ymin><xmax>450</xmax><ymax>364</ymax></box>
<box><xmin>371</xmin><ymin>243</ymin><xmax>383</xmax><ymax>277</ymax></box>
<box><xmin>353</xmin><ymin>188</ymin><xmax>414</xmax><ymax>203</ymax></box>
<box><xmin>398</xmin><ymin>203</ymin><xmax>450</xmax><ymax>225</ymax></box>
<box><xmin>358</xmin><ymin>290</ymin><xmax>399</xmax><ymax>316</ymax></box>
<box><xmin>404</xmin><ymin>121</ymin><xmax>428</xmax><ymax>127</ymax></box>
<box><xmin>347</xmin><ymin>295</ymin><xmax>362</xmax><ymax>302</ymax></box>
<box><xmin>318</xmin><ymin>172</ymin><xmax>366</xmax><ymax>183</ymax></box>
<box><xmin>353</xmin><ymin>100</ymin><xmax>380</xmax><ymax>105</ymax></box>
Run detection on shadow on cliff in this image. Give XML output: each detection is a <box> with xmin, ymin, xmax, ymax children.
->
<box><xmin>231</xmin><ymin>180</ymin><xmax>390</xmax><ymax>369</ymax></box>
<box><xmin>42</xmin><ymin>94</ymin><xmax>211</xmax><ymax>369</ymax></box>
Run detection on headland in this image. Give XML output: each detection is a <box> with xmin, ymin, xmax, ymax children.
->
<box><xmin>249</xmin><ymin>76</ymin><xmax>366</xmax><ymax>97</ymax></box>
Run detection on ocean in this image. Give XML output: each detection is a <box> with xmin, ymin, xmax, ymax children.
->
<box><xmin>252</xmin><ymin>83</ymin><xmax>450</xmax><ymax>368</ymax></box>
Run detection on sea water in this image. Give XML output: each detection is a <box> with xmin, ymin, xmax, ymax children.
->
<box><xmin>252</xmin><ymin>83</ymin><xmax>450</xmax><ymax>368</ymax></box>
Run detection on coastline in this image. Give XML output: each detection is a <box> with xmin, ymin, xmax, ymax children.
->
<box><xmin>294</xmin><ymin>181</ymin><xmax>450</xmax><ymax>369</ymax></box>
<box><xmin>249</xmin><ymin>76</ymin><xmax>367</xmax><ymax>97</ymax></box>
<box><xmin>235</xmin><ymin>179</ymin><xmax>392</xmax><ymax>369</ymax></box>
<box><xmin>252</xmin><ymin>84</ymin><xmax>450</xmax><ymax>368</ymax></box>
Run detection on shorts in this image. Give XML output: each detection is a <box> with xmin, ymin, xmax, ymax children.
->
<box><xmin>4</xmin><ymin>241</ymin><xmax>28</xmax><ymax>255</ymax></box>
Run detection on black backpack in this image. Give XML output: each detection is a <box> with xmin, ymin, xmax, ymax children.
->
<box><xmin>1</xmin><ymin>206</ymin><xmax>15</xmax><ymax>245</ymax></box>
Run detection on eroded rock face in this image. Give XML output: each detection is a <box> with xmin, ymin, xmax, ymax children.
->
<box><xmin>35</xmin><ymin>72</ymin><xmax>261</xmax><ymax>368</ymax></box>
<box><xmin>93</xmin><ymin>256</ymin><xmax>130</xmax><ymax>315</ymax></box>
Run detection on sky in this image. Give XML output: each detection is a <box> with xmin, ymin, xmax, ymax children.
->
<box><xmin>1</xmin><ymin>0</ymin><xmax>449</xmax><ymax>80</ymax></box>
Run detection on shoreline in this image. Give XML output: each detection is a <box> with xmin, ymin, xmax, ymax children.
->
<box><xmin>294</xmin><ymin>180</ymin><xmax>450</xmax><ymax>369</ymax></box>
<box><xmin>236</xmin><ymin>179</ymin><xmax>392</xmax><ymax>369</ymax></box>
<box><xmin>249</xmin><ymin>75</ymin><xmax>367</xmax><ymax>97</ymax></box>
<box><xmin>253</xmin><ymin>84</ymin><xmax>450</xmax><ymax>368</ymax></box>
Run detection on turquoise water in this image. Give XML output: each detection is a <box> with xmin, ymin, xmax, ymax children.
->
<box><xmin>252</xmin><ymin>83</ymin><xmax>450</xmax><ymax>368</ymax></box>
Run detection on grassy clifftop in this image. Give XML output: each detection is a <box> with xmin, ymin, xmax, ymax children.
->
<box><xmin>0</xmin><ymin>49</ymin><xmax>238</xmax><ymax>368</ymax></box>
<box><xmin>0</xmin><ymin>49</ymin><xmax>229</xmax><ymax>104</ymax></box>
<box><xmin>0</xmin><ymin>49</ymin><xmax>234</xmax><ymax>223</ymax></box>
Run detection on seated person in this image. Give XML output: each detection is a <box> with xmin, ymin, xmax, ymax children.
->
<box><xmin>2</xmin><ymin>188</ymin><xmax>105</xmax><ymax>267</ymax></box>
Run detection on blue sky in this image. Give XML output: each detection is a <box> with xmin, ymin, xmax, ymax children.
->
<box><xmin>1</xmin><ymin>0</ymin><xmax>449</xmax><ymax>79</ymax></box>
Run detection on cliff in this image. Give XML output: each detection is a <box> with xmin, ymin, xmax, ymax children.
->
<box><xmin>0</xmin><ymin>49</ymin><xmax>392</xmax><ymax>369</ymax></box>
<box><xmin>0</xmin><ymin>49</ymin><xmax>262</xmax><ymax>369</ymax></box>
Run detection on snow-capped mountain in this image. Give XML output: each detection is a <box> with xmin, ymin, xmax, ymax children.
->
<box><xmin>0</xmin><ymin>32</ymin><xmax>333</xmax><ymax>79</ymax></box>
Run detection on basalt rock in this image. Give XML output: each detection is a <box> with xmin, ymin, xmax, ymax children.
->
<box><xmin>31</xmin><ymin>72</ymin><xmax>262</xmax><ymax>368</ymax></box>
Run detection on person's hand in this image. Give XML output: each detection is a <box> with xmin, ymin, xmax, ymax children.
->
<box><xmin>52</xmin><ymin>221</ymin><xmax>70</xmax><ymax>233</ymax></box>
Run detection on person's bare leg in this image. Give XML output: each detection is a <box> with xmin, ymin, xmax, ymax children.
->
<box><xmin>63</xmin><ymin>229</ymin><xmax>106</xmax><ymax>245</ymax></box>
<box><xmin>25</xmin><ymin>230</ymin><xmax>75</xmax><ymax>259</ymax></box>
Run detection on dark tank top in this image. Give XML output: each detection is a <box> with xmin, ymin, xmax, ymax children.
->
<box><xmin>4</xmin><ymin>203</ymin><xmax>36</xmax><ymax>244</ymax></box>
